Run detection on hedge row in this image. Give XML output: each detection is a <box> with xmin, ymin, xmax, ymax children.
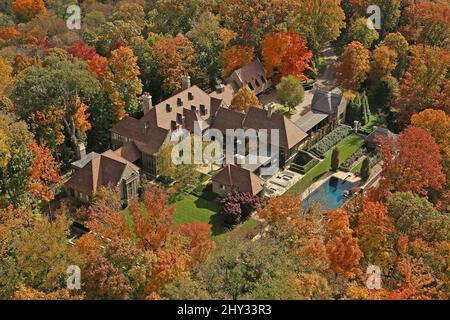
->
<box><xmin>290</xmin><ymin>158</ymin><xmax>320</xmax><ymax>174</ymax></box>
<box><xmin>310</xmin><ymin>126</ymin><xmax>351</xmax><ymax>158</ymax></box>
<box><xmin>340</xmin><ymin>148</ymin><xmax>367</xmax><ymax>172</ymax></box>
<box><xmin>190</xmin><ymin>183</ymin><xmax>218</xmax><ymax>201</ymax></box>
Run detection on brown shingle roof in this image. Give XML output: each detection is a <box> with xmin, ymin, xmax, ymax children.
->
<box><xmin>111</xmin><ymin>119</ymin><xmax>169</xmax><ymax>156</ymax></box>
<box><xmin>209</xmin><ymin>83</ymin><xmax>235</xmax><ymax>107</ymax></box>
<box><xmin>114</xmin><ymin>141</ymin><xmax>141</xmax><ymax>163</ymax></box>
<box><xmin>212</xmin><ymin>164</ymin><xmax>263</xmax><ymax>195</ymax></box>
<box><xmin>141</xmin><ymin>85</ymin><xmax>213</xmax><ymax>130</ymax></box>
<box><xmin>65</xmin><ymin>150</ymin><xmax>140</xmax><ymax>196</ymax></box>
<box><xmin>243</xmin><ymin>107</ymin><xmax>308</xmax><ymax>150</ymax></box>
<box><xmin>210</xmin><ymin>107</ymin><xmax>245</xmax><ymax>134</ymax></box>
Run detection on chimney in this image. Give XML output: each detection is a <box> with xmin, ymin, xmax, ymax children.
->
<box><xmin>181</xmin><ymin>74</ymin><xmax>191</xmax><ymax>90</ymax></box>
<box><xmin>143</xmin><ymin>121</ymin><xmax>150</xmax><ymax>134</ymax></box>
<box><xmin>327</xmin><ymin>92</ymin><xmax>332</xmax><ymax>111</ymax></box>
<box><xmin>215</xmin><ymin>83</ymin><xmax>225</xmax><ymax>93</ymax></box>
<box><xmin>143</xmin><ymin>92</ymin><xmax>152</xmax><ymax>114</ymax></box>
<box><xmin>75</xmin><ymin>143</ymin><xmax>86</xmax><ymax>160</ymax></box>
<box><xmin>267</xmin><ymin>103</ymin><xmax>275</xmax><ymax>119</ymax></box>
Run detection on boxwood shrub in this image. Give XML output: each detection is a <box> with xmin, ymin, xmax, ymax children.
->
<box><xmin>309</xmin><ymin>126</ymin><xmax>351</xmax><ymax>157</ymax></box>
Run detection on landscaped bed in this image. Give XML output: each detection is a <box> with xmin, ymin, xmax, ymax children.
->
<box><xmin>290</xmin><ymin>150</ymin><xmax>320</xmax><ymax>174</ymax></box>
<box><xmin>309</xmin><ymin>126</ymin><xmax>351</xmax><ymax>158</ymax></box>
<box><xmin>288</xmin><ymin>134</ymin><xmax>365</xmax><ymax>195</ymax></box>
<box><xmin>340</xmin><ymin>147</ymin><xmax>367</xmax><ymax>172</ymax></box>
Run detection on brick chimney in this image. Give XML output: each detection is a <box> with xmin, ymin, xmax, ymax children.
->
<box><xmin>143</xmin><ymin>92</ymin><xmax>152</xmax><ymax>114</ymax></box>
<box><xmin>75</xmin><ymin>143</ymin><xmax>86</xmax><ymax>160</ymax></box>
<box><xmin>181</xmin><ymin>74</ymin><xmax>191</xmax><ymax>90</ymax></box>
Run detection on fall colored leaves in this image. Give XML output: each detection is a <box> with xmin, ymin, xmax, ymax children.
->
<box><xmin>76</xmin><ymin>185</ymin><xmax>214</xmax><ymax>299</ymax></box>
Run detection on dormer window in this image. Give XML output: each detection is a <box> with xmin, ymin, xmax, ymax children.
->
<box><xmin>248</xmin><ymin>82</ymin><xmax>254</xmax><ymax>91</ymax></box>
<box><xmin>191</xmin><ymin>105</ymin><xmax>197</xmax><ymax>111</ymax></box>
<box><xmin>188</xmin><ymin>92</ymin><xmax>194</xmax><ymax>100</ymax></box>
<box><xmin>177</xmin><ymin>97</ymin><xmax>183</xmax><ymax>106</ymax></box>
<box><xmin>255</xmin><ymin>79</ymin><xmax>261</xmax><ymax>87</ymax></box>
<box><xmin>166</xmin><ymin>104</ymin><xmax>172</xmax><ymax>112</ymax></box>
<box><xmin>200</xmin><ymin>104</ymin><xmax>207</xmax><ymax>116</ymax></box>
<box><xmin>171</xmin><ymin>120</ymin><xmax>177</xmax><ymax>130</ymax></box>
<box><xmin>176</xmin><ymin>113</ymin><xmax>184</xmax><ymax>124</ymax></box>
<box><xmin>260</xmin><ymin>75</ymin><xmax>266</xmax><ymax>83</ymax></box>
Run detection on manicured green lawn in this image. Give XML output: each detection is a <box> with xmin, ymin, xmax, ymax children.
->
<box><xmin>173</xmin><ymin>194</ymin><xmax>225</xmax><ymax>238</ymax></box>
<box><xmin>287</xmin><ymin>134</ymin><xmax>365</xmax><ymax>195</ymax></box>
<box><xmin>351</xmin><ymin>157</ymin><xmax>366</xmax><ymax>174</ymax></box>
<box><xmin>122</xmin><ymin>193</ymin><xmax>261</xmax><ymax>241</ymax></box>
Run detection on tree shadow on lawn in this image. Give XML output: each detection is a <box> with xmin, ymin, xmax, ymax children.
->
<box><xmin>193</xmin><ymin>196</ymin><xmax>226</xmax><ymax>237</ymax></box>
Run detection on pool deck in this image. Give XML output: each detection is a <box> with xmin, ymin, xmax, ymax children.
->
<box><xmin>300</xmin><ymin>171</ymin><xmax>361</xmax><ymax>201</ymax></box>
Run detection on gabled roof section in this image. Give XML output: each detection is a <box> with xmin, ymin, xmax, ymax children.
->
<box><xmin>65</xmin><ymin>150</ymin><xmax>140</xmax><ymax>196</ymax></box>
<box><xmin>311</xmin><ymin>88</ymin><xmax>345</xmax><ymax>115</ymax></box>
<box><xmin>225</xmin><ymin>59</ymin><xmax>272</xmax><ymax>96</ymax></box>
<box><xmin>212</xmin><ymin>164</ymin><xmax>263</xmax><ymax>195</ymax></box>
<box><xmin>111</xmin><ymin>118</ymin><xmax>169</xmax><ymax>156</ymax></box>
<box><xmin>71</xmin><ymin>152</ymin><xmax>99</xmax><ymax>169</ymax></box>
<box><xmin>141</xmin><ymin>85</ymin><xmax>213</xmax><ymax>130</ymax></box>
<box><xmin>243</xmin><ymin>107</ymin><xmax>308</xmax><ymax>150</ymax></box>
<box><xmin>114</xmin><ymin>141</ymin><xmax>141</xmax><ymax>163</ymax></box>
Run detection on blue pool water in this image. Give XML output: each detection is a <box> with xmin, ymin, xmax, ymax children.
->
<box><xmin>301</xmin><ymin>177</ymin><xmax>354</xmax><ymax>214</ymax></box>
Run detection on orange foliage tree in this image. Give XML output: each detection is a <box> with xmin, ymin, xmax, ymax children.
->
<box><xmin>221</xmin><ymin>45</ymin><xmax>254</xmax><ymax>78</ymax></box>
<box><xmin>73</xmin><ymin>97</ymin><xmax>92</xmax><ymax>135</ymax></box>
<box><xmin>25</xmin><ymin>141</ymin><xmax>60</xmax><ymax>203</ymax></box>
<box><xmin>127</xmin><ymin>185</ymin><xmax>175</xmax><ymax>251</ymax></box>
<box><xmin>152</xmin><ymin>34</ymin><xmax>199</xmax><ymax>93</ymax></box>
<box><xmin>377</xmin><ymin>126</ymin><xmax>445</xmax><ymax>197</ymax></box>
<box><xmin>411</xmin><ymin>109</ymin><xmax>450</xmax><ymax>182</ymax></box>
<box><xmin>262</xmin><ymin>32</ymin><xmax>312</xmax><ymax>80</ymax></box>
<box><xmin>230</xmin><ymin>85</ymin><xmax>261</xmax><ymax>112</ymax></box>
<box><xmin>394</xmin><ymin>45</ymin><xmax>449</xmax><ymax>125</ymax></box>
<box><xmin>355</xmin><ymin>201</ymin><xmax>395</xmax><ymax>269</ymax></box>
<box><xmin>174</xmin><ymin>222</ymin><xmax>214</xmax><ymax>265</ymax></box>
<box><xmin>0</xmin><ymin>27</ymin><xmax>21</xmax><ymax>41</ymax></box>
<box><xmin>12</xmin><ymin>0</ymin><xmax>48</xmax><ymax>21</ymax></box>
<box><xmin>109</xmin><ymin>46</ymin><xmax>142</xmax><ymax>119</ymax></box>
<box><xmin>326</xmin><ymin>235</ymin><xmax>363</xmax><ymax>278</ymax></box>
<box><xmin>336</xmin><ymin>41</ymin><xmax>370</xmax><ymax>93</ymax></box>
<box><xmin>370</xmin><ymin>45</ymin><xmax>398</xmax><ymax>78</ymax></box>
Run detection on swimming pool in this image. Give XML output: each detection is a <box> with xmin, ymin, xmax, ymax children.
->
<box><xmin>301</xmin><ymin>177</ymin><xmax>354</xmax><ymax>214</ymax></box>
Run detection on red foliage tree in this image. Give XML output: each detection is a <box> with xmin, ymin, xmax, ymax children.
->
<box><xmin>68</xmin><ymin>40</ymin><xmax>97</xmax><ymax>62</ymax></box>
<box><xmin>377</xmin><ymin>126</ymin><xmax>445</xmax><ymax>197</ymax></box>
<box><xmin>128</xmin><ymin>185</ymin><xmax>175</xmax><ymax>251</ymax></box>
<box><xmin>174</xmin><ymin>222</ymin><xmax>214</xmax><ymax>265</ymax></box>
